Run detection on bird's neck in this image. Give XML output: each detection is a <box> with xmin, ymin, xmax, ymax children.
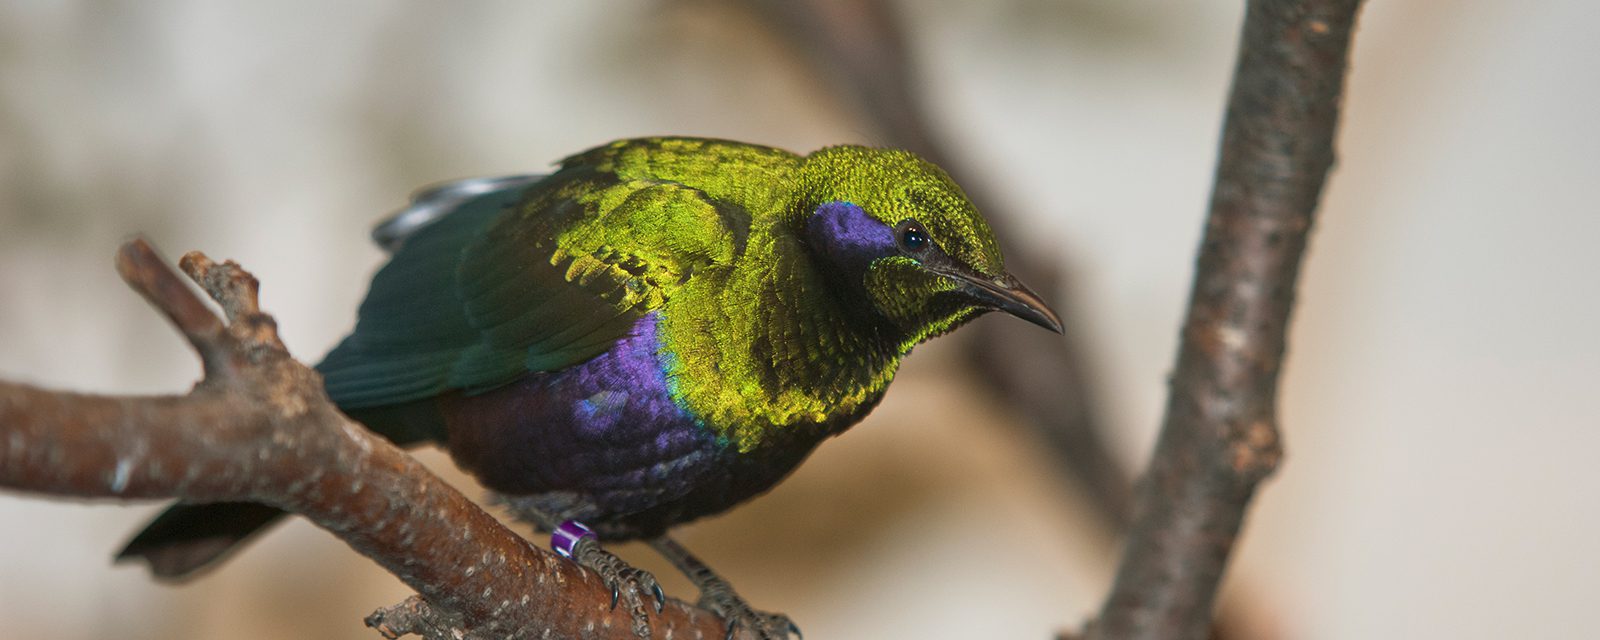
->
<box><xmin>656</xmin><ymin>225</ymin><xmax>906</xmax><ymax>453</ymax></box>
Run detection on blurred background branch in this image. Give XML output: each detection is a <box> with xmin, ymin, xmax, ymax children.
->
<box><xmin>742</xmin><ymin>0</ymin><xmax>1132</xmax><ymax>542</ymax></box>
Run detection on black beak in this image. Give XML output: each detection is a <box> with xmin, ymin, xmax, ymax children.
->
<box><xmin>936</xmin><ymin>268</ymin><xmax>1063</xmax><ymax>334</ymax></box>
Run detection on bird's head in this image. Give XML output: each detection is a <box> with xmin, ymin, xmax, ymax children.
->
<box><xmin>797</xmin><ymin>145</ymin><xmax>1062</xmax><ymax>347</ymax></box>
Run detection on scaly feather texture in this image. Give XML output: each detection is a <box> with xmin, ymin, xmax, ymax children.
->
<box><xmin>119</xmin><ymin>136</ymin><xmax>1061</xmax><ymax>576</ymax></box>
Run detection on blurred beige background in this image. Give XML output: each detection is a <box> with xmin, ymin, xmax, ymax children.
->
<box><xmin>2</xmin><ymin>1</ymin><xmax>1597</xmax><ymax>638</ymax></box>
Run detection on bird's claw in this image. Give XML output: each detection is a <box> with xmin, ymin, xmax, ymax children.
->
<box><xmin>567</xmin><ymin>535</ymin><xmax>666</xmax><ymax>638</ymax></box>
<box><xmin>607</xmin><ymin>580</ymin><xmax>665</xmax><ymax>613</ymax></box>
<box><xmin>720</xmin><ymin>609</ymin><xmax>800</xmax><ymax>640</ymax></box>
<box><xmin>702</xmin><ymin>590</ymin><xmax>799</xmax><ymax>640</ymax></box>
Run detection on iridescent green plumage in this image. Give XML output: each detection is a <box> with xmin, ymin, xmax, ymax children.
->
<box><xmin>318</xmin><ymin>137</ymin><xmax>1034</xmax><ymax>452</ymax></box>
<box><xmin>120</xmin><ymin>139</ymin><xmax>1061</xmax><ymax>624</ymax></box>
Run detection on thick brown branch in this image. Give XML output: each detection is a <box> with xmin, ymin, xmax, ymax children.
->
<box><xmin>1087</xmin><ymin>2</ymin><xmax>1364</xmax><ymax>639</ymax></box>
<box><xmin>0</xmin><ymin>238</ymin><xmax>729</xmax><ymax>640</ymax></box>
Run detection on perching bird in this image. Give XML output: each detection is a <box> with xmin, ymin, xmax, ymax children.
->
<box><xmin>119</xmin><ymin>137</ymin><xmax>1061</xmax><ymax>638</ymax></box>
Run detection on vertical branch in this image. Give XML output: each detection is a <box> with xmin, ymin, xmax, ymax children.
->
<box><xmin>1089</xmin><ymin>1</ymin><xmax>1363</xmax><ymax>639</ymax></box>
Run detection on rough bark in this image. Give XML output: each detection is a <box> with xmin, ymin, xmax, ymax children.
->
<box><xmin>0</xmin><ymin>239</ymin><xmax>729</xmax><ymax>640</ymax></box>
<box><xmin>1085</xmin><ymin>1</ymin><xmax>1365</xmax><ymax>639</ymax></box>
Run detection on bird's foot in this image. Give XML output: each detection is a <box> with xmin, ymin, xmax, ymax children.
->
<box><xmin>696</xmin><ymin>583</ymin><xmax>800</xmax><ymax>640</ymax></box>
<box><xmin>552</xmin><ymin>521</ymin><xmax>666</xmax><ymax>638</ymax></box>
<box><xmin>646</xmin><ymin>535</ymin><xmax>799</xmax><ymax>639</ymax></box>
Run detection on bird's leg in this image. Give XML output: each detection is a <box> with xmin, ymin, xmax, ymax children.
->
<box><xmin>518</xmin><ymin>506</ymin><xmax>665</xmax><ymax>639</ymax></box>
<box><xmin>648</xmin><ymin>536</ymin><xmax>800</xmax><ymax>640</ymax></box>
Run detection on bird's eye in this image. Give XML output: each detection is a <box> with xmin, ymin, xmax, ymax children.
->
<box><xmin>898</xmin><ymin>220</ymin><xmax>930</xmax><ymax>252</ymax></box>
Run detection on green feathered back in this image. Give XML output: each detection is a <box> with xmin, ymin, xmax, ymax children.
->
<box><xmin>318</xmin><ymin>137</ymin><xmax>1014</xmax><ymax>454</ymax></box>
<box><xmin>318</xmin><ymin>139</ymin><xmax>789</xmax><ymax>410</ymax></box>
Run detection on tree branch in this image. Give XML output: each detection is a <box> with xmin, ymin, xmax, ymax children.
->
<box><xmin>1085</xmin><ymin>1</ymin><xmax>1364</xmax><ymax>639</ymax></box>
<box><xmin>0</xmin><ymin>238</ymin><xmax>729</xmax><ymax>639</ymax></box>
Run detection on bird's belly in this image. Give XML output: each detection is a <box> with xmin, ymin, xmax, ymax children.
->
<box><xmin>435</xmin><ymin>314</ymin><xmax>827</xmax><ymax>539</ymax></box>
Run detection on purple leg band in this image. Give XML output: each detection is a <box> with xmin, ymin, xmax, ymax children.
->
<box><xmin>551</xmin><ymin>520</ymin><xmax>596</xmax><ymax>559</ymax></box>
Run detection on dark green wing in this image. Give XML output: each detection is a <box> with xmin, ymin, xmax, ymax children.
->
<box><xmin>317</xmin><ymin>168</ymin><xmax>743</xmax><ymax>410</ymax></box>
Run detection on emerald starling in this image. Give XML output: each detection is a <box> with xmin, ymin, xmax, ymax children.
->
<box><xmin>119</xmin><ymin>137</ymin><xmax>1061</xmax><ymax>638</ymax></box>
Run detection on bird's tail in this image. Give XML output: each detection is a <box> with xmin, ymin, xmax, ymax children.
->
<box><xmin>115</xmin><ymin>501</ymin><xmax>288</xmax><ymax>579</ymax></box>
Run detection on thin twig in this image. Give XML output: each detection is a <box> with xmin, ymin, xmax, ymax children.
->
<box><xmin>0</xmin><ymin>238</ymin><xmax>730</xmax><ymax>640</ymax></box>
<box><xmin>1087</xmin><ymin>1</ymin><xmax>1364</xmax><ymax>639</ymax></box>
<box><xmin>114</xmin><ymin>240</ymin><xmax>234</xmax><ymax>379</ymax></box>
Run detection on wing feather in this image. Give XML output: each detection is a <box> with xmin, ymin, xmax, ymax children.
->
<box><xmin>318</xmin><ymin>168</ymin><xmax>744</xmax><ymax>410</ymax></box>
